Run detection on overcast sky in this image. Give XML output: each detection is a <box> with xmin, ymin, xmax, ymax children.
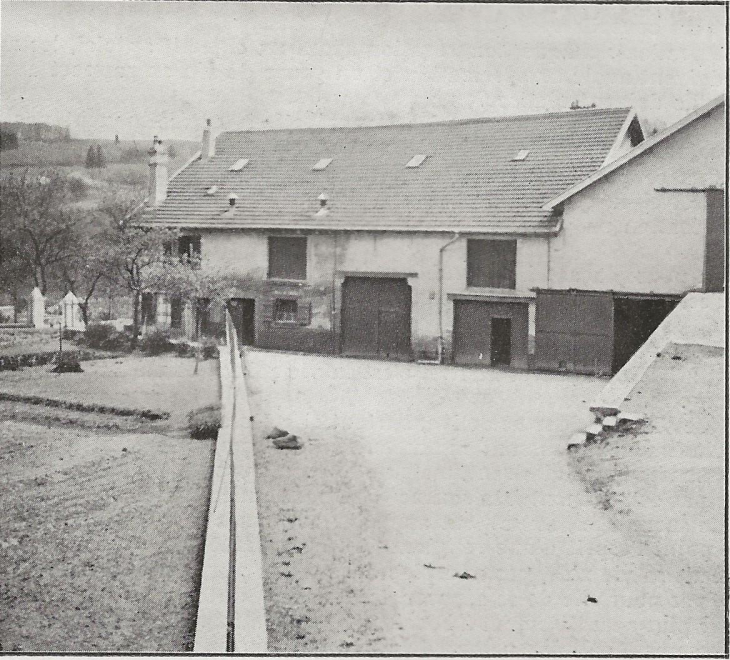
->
<box><xmin>0</xmin><ymin>2</ymin><xmax>726</xmax><ymax>141</ymax></box>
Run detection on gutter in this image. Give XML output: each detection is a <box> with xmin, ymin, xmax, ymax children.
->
<box><xmin>437</xmin><ymin>232</ymin><xmax>461</xmax><ymax>364</ymax></box>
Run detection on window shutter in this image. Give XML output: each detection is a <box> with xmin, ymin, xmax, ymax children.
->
<box><xmin>297</xmin><ymin>301</ymin><xmax>311</xmax><ymax>326</ymax></box>
<box><xmin>260</xmin><ymin>299</ymin><xmax>275</xmax><ymax>322</ymax></box>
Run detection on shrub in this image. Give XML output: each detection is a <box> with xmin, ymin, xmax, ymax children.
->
<box><xmin>201</xmin><ymin>338</ymin><xmax>219</xmax><ymax>360</ymax></box>
<box><xmin>175</xmin><ymin>341</ymin><xmax>195</xmax><ymax>358</ymax></box>
<box><xmin>101</xmin><ymin>330</ymin><xmax>132</xmax><ymax>352</ymax></box>
<box><xmin>62</xmin><ymin>328</ymin><xmax>82</xmax><ymax>341</ymax></box>
<box><xmin>84</xmin><ymin>323</ymin><xmax>115</xmax><ymax>348</ymax></box>
<box><xmin>187</xmin><ymin>404</ymin><xmax>221</xmax><ymax>440</ymax></box>
<box><xmin>51</xmin><ymin>352</ymin><xmax>83</xmax><ymax>373</ymax></box>
<box><xmin>139</xmin><ymin>330</ymin><xmax>175</xmax><ymax>355</ymax></box>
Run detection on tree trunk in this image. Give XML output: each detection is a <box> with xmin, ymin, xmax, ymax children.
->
<box><xmin>131</xmin><ymin>290</ymin><xmax>141</xmax><ymax>348</ymax></box>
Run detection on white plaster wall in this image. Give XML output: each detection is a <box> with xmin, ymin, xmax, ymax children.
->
<box><xmin>202</xmin><ymin>230</ymin><xmax>268</xmax><ymax>279</ymax></box>
<box><xmin>550</xmin><ymin>105</ymin><xmax>725</xmax><ymax>294</ymax></box>
<box><xmin>199</xmin><ymin>228</ymin><xmax>550</xmax><ymax>352</ymax></box>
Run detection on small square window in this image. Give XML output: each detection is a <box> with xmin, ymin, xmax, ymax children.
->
<box><xmin>274</xmin><ymin>299</ymin><xmax>298</xmax><ymax>323</ymax></box>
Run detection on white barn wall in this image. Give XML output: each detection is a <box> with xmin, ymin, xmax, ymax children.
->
<box><xmin>549</xmin><ymin>105</ymin><xmax>724</xmax><ymax>294</ymax></box>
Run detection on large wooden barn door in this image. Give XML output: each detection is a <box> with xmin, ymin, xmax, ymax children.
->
<box><xmin>341</xmin><ymin>277</ymin><xmax>412</xmax><ymax>360</ymax></box>
<box><xmin>535</xmin><ymin>290</ymin><xmax>613</xmax><ymax>375</ymax></box>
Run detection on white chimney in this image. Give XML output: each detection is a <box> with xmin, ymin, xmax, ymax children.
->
<box><xmin>147</xmin><ymin>136</ymin><xmax>169</xmax><ymax>206</ymax></box>
<box><xmin>201</xmin><ymin>119</ymin><xmax>214</xmax><ymax>161</ymax></box>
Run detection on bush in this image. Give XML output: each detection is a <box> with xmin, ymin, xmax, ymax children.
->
<box><xmin>51</xmin><ymin>352</ymin><xmax>83</xmax><ymax>373</ymax></box>
<box><xmin>175</xmin><ymin>341</ymin><xmax>195</xmax><ymax>358</ymax></box>
<box><xmin>101</xmin><ymin>330</ymin><xmax>132</xmax><ymax>352</ymax></box>
<box><xmin>201</xmin><ymin>338</ymin><xmax>219</xmax><ymax>360</ymax></box>
<box><xmin>139</xmin><ymin>330</ymin><xmax>175</xmax><ymax>356</ymax></box>
<box><xmin>62</xmin><ymin>328</ymin><xmax>82</xmax><ymax>341</ymax></box>
<box><xmin>84</xmin><ymin>323</ymin><xmax>115</xmax><ymax>348</ymax></box>
<box><xmin>187</xmin><ymin>404</ymin><xmax>221</xmax><ymax>439</ymax></box>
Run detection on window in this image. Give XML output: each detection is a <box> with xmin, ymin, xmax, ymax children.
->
<box><xmin>406</xmin><ymin>154</ymin><xmax>428</xmax><ymax>168</ymax></box>
<box><xmin>513</xmin><ymin>150</ymin><xmax>530</xmax><ymax>161</ymax></box>
<box><xmin>268</xmin><ymin>236</ymin><xmax>307</xmax><ymax>280</ymax></box>
<box><xmin>467</xmin><ymin>239</ymin><xmax>517</xmax><ymax>289</ymax></box>
<box><xmin>274</xmin><ymin>299</ymin><xmax>298</xmax><ymax>323</ymax></box>
<box><xmin>229</xmin><ymin>158</ymin><xmax>249</xmax><ymax>171</ymax></box>
<box><xmin>312</xmin><ymin>158</ymin><xmax>332</xmax><ymax>171</ymax></box>
<box><xmin>178</xmin><ymin>235</ymin><xmax>201</xmax><ymax>266</ymax></box>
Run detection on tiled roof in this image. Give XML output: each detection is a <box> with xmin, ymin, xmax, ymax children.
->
<box><xmin>142</xmin><ymin>107</ymin><xmax>633</xmax><ymax>234</ymax></box>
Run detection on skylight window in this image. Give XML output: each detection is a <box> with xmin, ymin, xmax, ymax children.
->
<box><xmin>229</xmin><ymin>158</ymin><xmax>249</xmax><ymax>171</ymax></box>
<box><xmin>313</xmin><ymin>158</ymin><xmax>333</xmax><ymax>171</ymax></box>
<box><xmin>406</xmin><ymin>154</ymin><xmax>428</xmax><ymax>168</ymax></box>
<box><xmin>513</xmin><ymin>150</ymin><xmax>530</xmax><ymax>161</ymax></box>
<box><xmin>205</xmin><ymin>185</ymin><xmax>218</xmax><ymax>196</ymax></box>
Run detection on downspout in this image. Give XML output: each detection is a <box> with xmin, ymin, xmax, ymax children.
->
<box><xmin>331</xmin><ymin>231</ymin><xmax>338</xmax><ymax>353</ymax></box>
<box><xmin>437</xmin><ymin>232</ymin><xmax>461</xmax><ymax>364</ymax></box>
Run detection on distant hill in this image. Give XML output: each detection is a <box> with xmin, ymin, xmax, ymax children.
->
<box><xmin>0</xmin><ymin>137</ymin><xmax>199</xmax><ymax>170</ymax></box>
<box><xmin>0</xmin><ymin>121</ymin><xmax>71</xmax><ymax>143</ymax></box>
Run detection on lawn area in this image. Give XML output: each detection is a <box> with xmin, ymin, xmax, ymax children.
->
<box><xmin>0</xmin><ymin>354</ymin><xmax>220</xmax><ymax>652</ymax></box>
<box><xmin>0</xmin><ymin>354</ymin><xmax>220</xmax><ymax>429</ymax></box>
<box><xmin>0</xmin><ymin>327</ymin><xmax>83</xmax><ymax>357</ymax></box>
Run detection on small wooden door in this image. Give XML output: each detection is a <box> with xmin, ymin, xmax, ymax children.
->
<box><xmin>490</xmin><ymin>318</ymin><xmax>512</xmax><ymax>366</ymax></box>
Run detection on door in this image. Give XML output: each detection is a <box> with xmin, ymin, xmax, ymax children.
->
<box><xmin>490</xmin><ymin>318</ymin><xmax>512</xmax><ymax>365</ymax></box>
<box><xmin>535</xmin><ymin>290</ymin><xmax>613</xmax><ymax>375</ymax></box>
<box><xmin>341</xmin><ymin>277</ymin><xmax>412</xmax><ymax>360</ymax></box>
<box><xmin>452</xmin><ymin>300</ymin><xmax>529</xmax><ymax>368</ymax></box>
<box><xmin>228</xmin><ymin>298</ymin><xmax>256</xmax><ymax>346</ymax></box>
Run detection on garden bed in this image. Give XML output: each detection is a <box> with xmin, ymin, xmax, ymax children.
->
<box><xmin>0</xmin><ymin>354</ymin><xmax>222</xmax><ymax>652</ymax></box>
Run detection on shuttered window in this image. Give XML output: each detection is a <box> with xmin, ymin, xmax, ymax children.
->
<box><xmin>262</xmin><ymin>297</ymin><xmax>311</xmax><ymax>326</ymax></box>
<box><xmin>467</xmin><ymin>239</ymin><xmax>517</xmax><ymax>289</ymax></box>
<box><xmin>268</xmin><ymin>236</ymin><xmax>307</xmax><ymax>280</ymax></box>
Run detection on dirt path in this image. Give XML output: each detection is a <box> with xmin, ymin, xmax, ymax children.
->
<box><xmin>245</xmin><ymin>349</ymin><xmax>723</xmax><ymax>654</ymax></box>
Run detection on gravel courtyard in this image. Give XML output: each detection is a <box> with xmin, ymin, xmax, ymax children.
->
<box><xmin>245</xmin><ymin>349</ymin><xmax>723</xmax><ymax>655</ymax></box>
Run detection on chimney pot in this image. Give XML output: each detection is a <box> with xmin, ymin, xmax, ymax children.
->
<box><xmin>201</xmin><ymin>119</ymin><xmax>214</xmax><ymax>162</ymax></box>
<box><xmin>147</xmin><ymin>135</ymin><xmax>169</xmax><ymax>206</ymax></box>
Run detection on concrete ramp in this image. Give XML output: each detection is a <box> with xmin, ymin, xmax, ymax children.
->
<box><xmin>591</xmin><ymin>292</ymin><xmax>725</xmax><ymax>418</ymax></box>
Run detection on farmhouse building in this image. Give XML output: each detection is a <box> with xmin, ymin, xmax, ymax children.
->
<box><xmin>534</xmin><ymin>95</ymin><xmax>725</xmax><ymax>375</ymax></box>
<box><xmin>142</xmin><ymin>107</ymin><xmax>646</xmax><ymax>367</ymax></box>
<box><xmin>139</xmin><ymin>100</ymin><xmax>726</xmax><ymax>371</ymax></box>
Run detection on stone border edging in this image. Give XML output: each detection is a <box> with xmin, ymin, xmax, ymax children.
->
<box><xmin>230</xmin><ymin>330</ymin><xmax>268</xmax><ymax>652</ymax></box>
<box><xmin>193</xmin><ymin>346</ymin><xmax>234</xmax><ymax>652</ymax></box>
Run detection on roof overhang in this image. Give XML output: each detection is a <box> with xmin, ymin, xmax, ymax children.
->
<box><xmin>542</xmin><ymin>95</ymin><xmax>725</xmax><ymax>211</ymax></box>
<box><xmin>136</xmin><ymin>219</ymin><xmax>562</xmax><ymax>236</ymax></box>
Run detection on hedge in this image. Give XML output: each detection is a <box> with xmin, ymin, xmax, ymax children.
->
<box><xmin>0</xmin><ymin>390</ymin><xmax>170</xmax><ymax>421</ymax></box>
<box><xmin>0</xmin><ymin>349</ymin><xmax>114</xmax><ymax>373</ymax></box>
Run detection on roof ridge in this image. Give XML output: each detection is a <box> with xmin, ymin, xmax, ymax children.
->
<box><xmin>219</xmin><ymin>107</ymin><xmax>632</xmax><ymax>137</ymax></box>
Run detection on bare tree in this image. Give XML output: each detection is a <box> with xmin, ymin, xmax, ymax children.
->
<box><xmin>0</xmin><ymin>169</ymin><xmax>82</xmax><ymax>295</ymax></box>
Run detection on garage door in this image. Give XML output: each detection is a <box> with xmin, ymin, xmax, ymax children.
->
<box><xmin>341</xmin><ymin>277</ymin><xmax>412</xmax><ymax>360</ymax></box>
<box><xmin>535</xmin><ymin>290</ymin><xmax>613</xmax><ymax>375</ymax></box>
<box><xmin>452</xmin><ymin>300</ymin><xmax>529</xmax><ymax>369</ymax></box>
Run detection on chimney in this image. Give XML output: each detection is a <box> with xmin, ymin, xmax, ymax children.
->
<box><xmin>147</xmin><ymin>136</ymin><xmax>169</xmax><ymax>206</ymax></box>
<box><xmin>201</xmin><ymin>119</ymin><xmax>214</xmax><ymax>161</ymax></box>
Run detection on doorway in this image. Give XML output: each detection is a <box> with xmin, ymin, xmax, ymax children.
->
<box><xmin>490</xmin><ymin>318</ymin><xmax>512</xmax><ymax>366</ymax></box>
<box><xmin>228</xmin><ymin>298</ymin><xmax>256</xmax><ymax>346</ymax></box>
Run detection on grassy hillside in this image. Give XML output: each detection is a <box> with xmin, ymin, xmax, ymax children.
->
<box><xmin>0</xmin><ymin>138</ymin><xmax>198</xmax><ymax>170</ymax></box>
